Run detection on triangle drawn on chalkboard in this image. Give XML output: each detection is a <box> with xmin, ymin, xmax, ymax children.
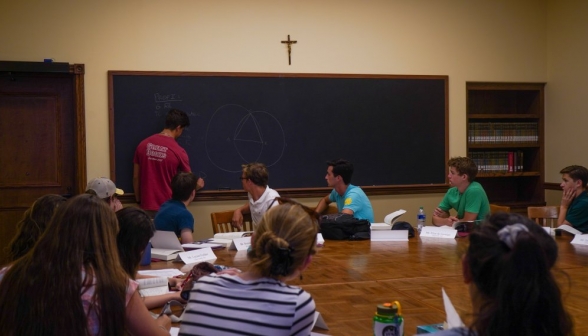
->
<box><xmin>234</xmin><ymin>114</ymin><xmax>263</xmax><ymax>144</ymax></box>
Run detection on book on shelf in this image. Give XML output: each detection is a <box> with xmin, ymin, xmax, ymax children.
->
<box><xmin>468</xmin><ymin>122</ymin><xmax>538</xmax><ymax>145</ymax></box>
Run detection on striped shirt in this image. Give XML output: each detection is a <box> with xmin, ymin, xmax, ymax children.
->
<box><xmin>179</xmin><ymin>273</ymin><xmax>316</xmax><ymax>336</ymax></box>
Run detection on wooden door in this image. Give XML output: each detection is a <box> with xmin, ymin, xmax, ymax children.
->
<box><xmin>0</xmin><ymin>63</ymin><xmax>86</xmax><ymax>266</ymax></box>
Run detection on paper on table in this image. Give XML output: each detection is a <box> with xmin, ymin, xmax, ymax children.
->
<box><xmin>442</xmin><ymin>287</ymin><xmax>464</xmax><ymax>329</ymax></box>
<box><xmin>420</xmin><ymin>226</ymin><xmax>457</xmax><ymax>238</ymax></box>
<box><xmin>170</xmin><ymin>327</ymin><xmax>179</xmax><ymax>336</ymax></box>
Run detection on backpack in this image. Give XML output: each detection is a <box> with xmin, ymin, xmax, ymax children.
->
<box><xmin>319</xmin><ymin>213</ymin><xmax>371</xmax><ymax>240</ymax></box>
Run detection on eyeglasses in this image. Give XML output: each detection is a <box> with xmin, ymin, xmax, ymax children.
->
<box><xmin>239</xmin><ymin>176</ymin><xmax>248</xmax><ymax>180</ymax></box>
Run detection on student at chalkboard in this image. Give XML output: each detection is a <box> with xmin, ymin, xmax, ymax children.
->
<box><xmin>154</xmin><ymin>172</ymin><xmax>198</xmax><ymax>244</ymax></box>
<box><xmin>133</xmin><ymin>109</ymin><xmax>204</xmax><ymax>218</ymax></box>
<box><xmin>231</xmin><ymin>162</ymin><xmax>280</xmax><ymax>229</ymax></box>
<box><xmin>432</xmin><ymin>157</ymin><xmax>490</xmax><ymax>226</ymax></box>
<box><xmin>315</xmin><ymin>159</ymin><xmax>375</xmax><ymax>222</ymax></box>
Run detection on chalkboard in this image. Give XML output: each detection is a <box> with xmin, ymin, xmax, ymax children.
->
<box><xmin>108</xmin><ymin>72</ymin><xmax>448</xmax><ymax>195</ymax></box>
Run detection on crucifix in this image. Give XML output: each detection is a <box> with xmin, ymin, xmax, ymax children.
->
<box><xmin>281</xmin><ymin>35</ymin><xmax>297</xmax><ymax>65</ymax></box>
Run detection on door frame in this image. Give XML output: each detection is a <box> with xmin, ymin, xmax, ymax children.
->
<box><xmin>0</xmin><ymin>61</ymin><xmax>87</xmax><ymax>192</ymax></box>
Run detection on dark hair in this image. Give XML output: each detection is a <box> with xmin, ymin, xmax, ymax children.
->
<box><xmin>242</xmin><ymin>162</ymin><xmax>269</xmax><ymax>187</ymax></box>
<box><xmin>327</xmin><ymin>159</ymin><xmax>354</xmax><ymax>185</ymax></box>
<box><xmin>171</xmin><ymin>172</ymin><xmax>198</xmax><ymax>201</ymax></box>
<box><xmin>116</xmin><ymin>207</ymin><xmax>155</xmax><ymax>278</ymax></box>
<box><xmin>560</xmin><ymin>165</ymin><xmax>588</xmax><ymax>188</ymax></box>
<box><xmin>7</xmin><ymin>194</ymin><xmax>67</xmax><ymax>261</ymax></box>
<box><xmin>0</xmin><ymin>194</ymin><xmax>128</xmax><ymax>335</ymax></box>
<box><xmin>466</xmin><ymin>213</ymin><xmax>572</xmax><ymax>336</ymax></box>
<box><xmin>164</xmin><ymin>108</ymin><xmax>190</xmax><ymax>130</ymax></box>
<box><xmin>448</xmin><ymin>156</ymin><xmax>478</xmax><ymax>182</ymax></box>
<box><xmin>247</xmin><ymin>199</ymin><xmax>319</xmax><ymax>279</ymax></box>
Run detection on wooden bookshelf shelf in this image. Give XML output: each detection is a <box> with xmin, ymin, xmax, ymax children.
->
<box><xmin>467</xmin><ymin>82</ymin><xmax>545</xmax><ymax>212</ymax></box>
<box><xmin>468</xmin><ymin>114</ymin><xmax>540</xmax><ymax>119</ymax></box>
<box><xmin>477</xmin><ymin>172</ymin><xmax>541</xmax><ymax>178</ymax></box>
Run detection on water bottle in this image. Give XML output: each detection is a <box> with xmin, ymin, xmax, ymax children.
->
<box><xmin>140</xmin><ymin>242</ymin><xmax>152</xmax><ymax>266</ymax></box>
<box><xmin>373</xmin><ymin>301</ymin><xmax>404</xmax><ymax>336</ymax></box>
<box><xmin>417</xmin><ymin>207</ymin><xmax>426</xmax><ymax>234</ymax></box>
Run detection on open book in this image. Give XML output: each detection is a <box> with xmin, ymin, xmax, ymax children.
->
<box><xmin>556</xmin><ymin>224</ymin><xmax>583</xmax><ymax>235</ymax></box>
<box><xmin>137</xmin><ymin>277</ymin><xmax>169</xmax><ymax>297</ymax></box>
<box><xmin>383</xmin><ymin>209</ymin><xmax>406</xmax><ymax>225</ymax></box>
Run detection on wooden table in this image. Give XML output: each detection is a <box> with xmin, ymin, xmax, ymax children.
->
<box><xmin>143</xmin><ymin>234</ymin><xmax>588</xmax><ymax>335</ymax></box>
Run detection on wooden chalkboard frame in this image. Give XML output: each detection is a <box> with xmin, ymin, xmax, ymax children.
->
<box><xmin>108</xmin><ymin>71</ymin><xmax>449</xmax><ymax>201</ymax></box>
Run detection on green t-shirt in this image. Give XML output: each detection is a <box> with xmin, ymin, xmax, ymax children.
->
<box><xmin>438</xmin><ymin>181</ymin><xmax>490</xmax><ymax>220</ymax></box>
<box><xmin>566</xmin><ymin>191</ymin><xmax>588</xmax><ymax>233</ymax></box>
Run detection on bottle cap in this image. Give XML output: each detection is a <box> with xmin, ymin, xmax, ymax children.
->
<box><xmin>376</xmin><ymin>302</ymin><xmax>397</xmax><ymax>316</ymax></box>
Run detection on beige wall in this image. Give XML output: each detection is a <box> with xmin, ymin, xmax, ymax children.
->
<box><xmin>6</xmin><ymin>0</ymin><xmax>581</xmax><ymax>240</ymax></box>
<box><xmin>545</xmin><ymin>0</ymin><xmax>588</xmax><ymax>182</ymax></box>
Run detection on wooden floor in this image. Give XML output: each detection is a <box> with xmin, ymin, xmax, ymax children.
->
<box><xmin>144</xmin><ymin>233</ymin><xmax>588</xmax><ymax>336</ymax></box>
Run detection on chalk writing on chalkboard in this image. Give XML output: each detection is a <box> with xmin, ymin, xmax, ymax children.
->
<box><xmin>205</xmin><ymin>104</ymin><xmax>286</xmax><ymax>173</ymax></box>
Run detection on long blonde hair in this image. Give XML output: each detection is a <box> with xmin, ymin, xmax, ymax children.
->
<box><xmin>247</xmin><ymin>198</ymin><xmax>319</xmax><ymax>278</ymax></box>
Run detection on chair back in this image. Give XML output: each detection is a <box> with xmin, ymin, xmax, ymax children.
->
<box><xmin>489</xmin><ymin>204</ymin><xmax>511</xmax><ymax>214</ymax></box>
<box><xmin>210</xmin><ymin>211</ymin><xmax>253</xmax><ymax>234</ymax></box>
<box><xmin>527</xmin><ymin>206</ymin><xmax>559</xmax><ymax>228</ymax></box>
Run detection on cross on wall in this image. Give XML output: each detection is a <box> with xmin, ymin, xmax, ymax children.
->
<box><xmin>281</xmin><ymin>35</ymin><xmax>297</xmax><ymax>65</ymax></box>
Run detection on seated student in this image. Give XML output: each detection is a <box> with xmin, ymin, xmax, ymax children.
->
<box><xmin>315</xmin><ymin>159</ymin><xmax>375</xmax><ymax>222</ymax></box>
<box><xmin>433</xmin><ymin>157</ymin><xmax>490</xmax><ymax>226</ymax></box>
<box><xmin>180</xmin><ymin>198</ymin><xmax>318</xmax><ymax>336</ymax></box>
<box><xmin>7</xmin><ymin>194</ymin><xmax>66</xmax><ymax>261</ymax></box>
<box><xmin>0</xmin><ymin>194</ymin><xmax>170</xmax><ymax>335</ymax></box>
<box><xmin>116</xmin><ymin>207</ymin><xmax>185</xmax><ymax>309</ymax></box>
<box><xmin>154</xmin><ymin>172</ymin><xmax>198</xmax><ymax>244</ymax></box>
<box><xmin>557</xmin><ymin>165</ymin><xmax>588</xmax><ymax>233</ymax></box>
<box><xmin>433</xmin><ymin>212</ymin><xmax>573</xmax><ymax>336</ymax></box>
<box><xmin>232</xmin><ymin>162</ymin><xmax>280</xmax><ymax>229</ymax></box>
<box><xmin>85</xmin><ymin>177</ymin><xmax>124</xmax><ymax>212</ymax></box>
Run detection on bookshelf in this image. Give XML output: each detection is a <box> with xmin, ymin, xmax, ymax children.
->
<box><xmin>466</xmin><ymin>82</ymin><xmax>545</xmax><ymax>213</ymax></box>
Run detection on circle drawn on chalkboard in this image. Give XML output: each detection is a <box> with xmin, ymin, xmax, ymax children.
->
<box><xmin>205</xmin><ymin>104</ymin><xmax>286</xmax><ymax>173</ymax></box>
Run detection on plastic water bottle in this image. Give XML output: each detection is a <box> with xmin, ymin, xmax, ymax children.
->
<box><xmin>417</xmin><ymin>207</ymin><xmax>426</xmax><ymax>234</ymax></box>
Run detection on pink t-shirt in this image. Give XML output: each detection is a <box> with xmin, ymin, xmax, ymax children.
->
<box><xmin>134</xmin><ymin>134</ymin><xmax>191</xmax><ymax>211</ymax></box>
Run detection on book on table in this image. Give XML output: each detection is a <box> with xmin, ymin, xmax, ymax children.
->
<box><xmin>556</xmin><ymin>224</ymin><xmax>583</xmax><ymax>235</ymax></box>
<box><xmin>137</xmin><ymin>277</ymin><xmax>169</xmax><ymax>297</ymax></box>
<box><xmin>150</xmin><ymin>230</ymin><xmax>185</xmax><ymax>261</ymax></box>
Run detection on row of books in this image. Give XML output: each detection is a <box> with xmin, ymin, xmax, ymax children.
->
<box><xmin>469</xmin><ymin>151</ymin><xmax>524</xmax><ymax>173</ymax></box>
<box><xmin>468</xmin><ymin>122</ymin><xmax>538</xmax><ymax>144</ymax></box>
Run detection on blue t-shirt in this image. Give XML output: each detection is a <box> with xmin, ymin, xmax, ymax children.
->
<box><xmin>329</xmin><ymin>184</ymin><xmax>374</xmax><ymax>223</ymax></box>
<box><xmin>154</xmin><ymin>199</ymin><xmax>194</xmax><ymax>237</ymax></box>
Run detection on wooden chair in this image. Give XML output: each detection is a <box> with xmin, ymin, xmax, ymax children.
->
<box><xmin>210</xmin><ymin>211</ymin><xmax>253</xmax><ymax>234</ymax></box>
<box><xmin>527</xmin><ymin>206</ymin><xmax>559</xmax><ymax>228</ymax></box>
<box><xmin>211</xmin><ymin>204</ymin><xmax>338</xmax><ymax>234</ymax></box>
<box><xmin>489</xmin><ymin>204</ymin><xmax>511</xmax><ymax>214</ymax></box>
